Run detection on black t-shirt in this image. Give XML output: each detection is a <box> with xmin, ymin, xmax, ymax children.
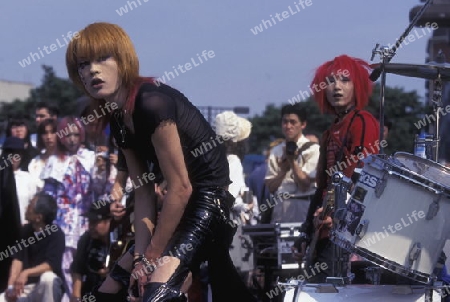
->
<box><xmin>20</xmin><ymin>145</ymin><xmax>39</xmax><ymax>172</ymax></box>
<box><xmin>110</xmin><ymin>82</ymin><xmax>230</xmax><ymax>189</ymax></box>
<box><xmin>70</xmin><ymin>231</ymin><xmax>109</xmax><ymax>295</ymax></box>
<box><xmin>13</xmin><ymin>224</ymin><xmax>65</xmax><ymax>284</ymax></box>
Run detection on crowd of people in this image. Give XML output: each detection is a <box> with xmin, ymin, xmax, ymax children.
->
<box><xmin>0</xmin><ymin>21</ymin><xmax>448</xmax><ymax>302</ymax></box>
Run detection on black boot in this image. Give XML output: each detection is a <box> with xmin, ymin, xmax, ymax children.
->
<box><xmin>142</xmin><ymin>282</ymin><xmax>188</xmax><ymax>302</ymax></box>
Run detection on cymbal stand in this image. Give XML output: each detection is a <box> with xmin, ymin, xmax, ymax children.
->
<box><xmin>369</xmin><ymin>0</ymin><xmax>434</xmax><ymax>154</ymax></box>
<box><xmin>370</xmin><ymin>46</ymin><xmax>393</xmax><ymax>154</ymax></box>
<box><xmin>431</xmin><ymin>74</ymin><xmax>442</xmax><ymax>162</ymax></box>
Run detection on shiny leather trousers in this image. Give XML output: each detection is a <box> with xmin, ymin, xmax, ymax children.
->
<box><xmin>143</xmin><ymin>187</ymin><xmax>256</xmax><ymax>302</ymax></box>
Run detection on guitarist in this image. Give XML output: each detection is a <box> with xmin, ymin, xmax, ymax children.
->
<box><xmin>293</xmin><ymin>55</ymin><xmax>380</xmax><ymax>283</ymax></box>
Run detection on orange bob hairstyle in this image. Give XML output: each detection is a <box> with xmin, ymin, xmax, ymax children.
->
<box><xmin>66</xmin><ymin>22</ymin><xmax>154</xmax><ymax>130</ymax></box>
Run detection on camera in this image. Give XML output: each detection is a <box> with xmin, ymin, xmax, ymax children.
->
<box><xmin>285</xmin><ymin>141</ymin><xmax>298</xmax><ymax>156</ymax></box>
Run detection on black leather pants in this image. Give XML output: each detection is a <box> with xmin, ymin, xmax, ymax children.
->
<box><xmin>143</xmin><ymin>187</ymin><xmax>257</xmax><ymax>302</ymax></box>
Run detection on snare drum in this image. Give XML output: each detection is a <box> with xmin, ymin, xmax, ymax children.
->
<box><xmin>331</xmin><ymin>154</ymin><xmax>450</xmax><ymax>284</ymax></box>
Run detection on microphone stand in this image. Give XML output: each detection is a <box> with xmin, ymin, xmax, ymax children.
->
<box><xmin>369</xmin><ymin>0</ymin><xmax>434</xmax><ymax>154</ymax></box>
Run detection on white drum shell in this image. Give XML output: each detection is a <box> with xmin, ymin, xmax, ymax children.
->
<box><xmin>332</xmin><ymin>154</ymin><xmax>450</xmax><ymax>282</ymax></box>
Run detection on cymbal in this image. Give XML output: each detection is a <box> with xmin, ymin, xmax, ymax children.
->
<box><xmin>370</xmin><ymin>62</ymin><xmax>450</xmax><ymax>80</ymax></box>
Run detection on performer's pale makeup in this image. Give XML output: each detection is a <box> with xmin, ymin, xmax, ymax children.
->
<box><xmin>77</xmin><ymin>55</ymin><xmax>125</xmax><ymax>105</ymax></box>
<box><xmin>325</xmin><ymin>75</ymin><xmax>356</xmax><ymax>113</ymax></box>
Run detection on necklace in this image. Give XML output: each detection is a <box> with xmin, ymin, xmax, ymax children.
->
<box><xmin>335</xmin><ymin>106</ymin><xmax>355</xmax><ymax>120</ymax></box>
<box><xmin>113</xmin><ymin>110</ymin><xmax>127</xmax><ymax>144</ymax></box>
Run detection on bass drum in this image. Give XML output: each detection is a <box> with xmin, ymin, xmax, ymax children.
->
<box><xmin>283</xmin><ymin>284</ymin><xmax>442</xmax><ymax>302</ymax></box>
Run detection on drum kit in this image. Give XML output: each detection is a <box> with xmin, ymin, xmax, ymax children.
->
<box><xmin>282</xmin><ymin>0</ymin><xmax>450</xmax><ymax>301</ymax></box>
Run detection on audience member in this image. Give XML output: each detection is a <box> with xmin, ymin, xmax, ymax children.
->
<box><xmin>28</xmin><ymin>118</ymin><xmax>58</xmax><ymax>189</ymax></box>
<box><xmin>71</xmin><ymin>203</ymin><xmax>111</xmax><ymax>301</ymax></box>
<box><xmin>1</xmin><ymin>137</ymin><xmax>38</xmax><ymax>224</ymax></box>
<box><xmin>0</xmin><ymin>192</ymin><xmax>65</xmax><ymax>302</ymax></box>
<box><xmin>0</xmin><ymin>142</ymin><xmax>22</xmax><ymax>293</ymax></box>
<box><xmin>32</xmin><ymin>102</ymin><xmax>59</xmax><ymax>148</ymax></box>
<box><xmin>41</xmin><ymin>116</ymin><xmax>95</xmax><ymax>300</ymax></box>
<box><xmin>265</xmin><ymin>103</ymin><xmax>320</xmax><ymax>223</ymax></box>
<box><xmin>247</xmin><ymin>138</ymin><xmax>284</xmax><ymax>224</ymax></box>
<box><xmin>6</xmin><ymin>116</ymin><xmax>39</xmax><ymax>171</ymax></box>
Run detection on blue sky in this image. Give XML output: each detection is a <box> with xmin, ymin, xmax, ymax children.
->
<box><xmin>0</xmin><ymin>0</ymin><xmax>433</xmax><ymax>116</ymax></box>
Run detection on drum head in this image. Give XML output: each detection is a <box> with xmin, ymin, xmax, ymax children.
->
<box><xmin>393</xmin><ymin>152</ymin><xmax>450</xmax><ymax>188</ymax></box>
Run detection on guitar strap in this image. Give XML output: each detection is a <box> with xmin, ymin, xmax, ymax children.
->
<box><xmin>304</xmin><ymin>110</ymin><xmax>366</xmax><ymax>232</ymax></box>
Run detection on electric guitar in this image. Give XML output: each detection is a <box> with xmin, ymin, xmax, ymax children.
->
<box><xmin>303</xmin><ymin>186</ymin><xmax>335</xmax><ymax>268</ymax></box>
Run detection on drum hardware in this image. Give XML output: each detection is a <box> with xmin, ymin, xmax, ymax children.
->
<box><xmin>398</xmin><ymin>171</ymin><xmax>446</xmax><ymax>195</ymax></box>
<box><xmin>394</xmin><ymin>152</ymin><xmax>450</xmax><ymax>188</ymax></box>
<box><xmin>412</xmin><ymin>153</ymin><xmax>432</xmax><ymax>174</ymax></box>
<box><xmin>333</xmin><ymin>208</ymin><xmax>347</xmax><ymax>221</ymax></box>
<box><xmin>369</xmin><ymin>0</ymin><xmax>433</xmax><ymax>154</ymax></box>
<box><xmin>364</xmin><ymin>266</ymin><xmax>382</xmax><ymax>285</ymax></box>
<box><xmin>374</xmin><ymin>172</ymin><xmax>388</xmax><ymax>198</ymax></box>
<box><xmin>369</xmin><ymin>62</ymin><xmax>450</xmax><ymax>81</ymax></box>
<box><xmin>408</xmin><ymin>242</ymin><xmax>422</xmax><ymax>268</ymax></box>
<box><xmin>332</xmin><ymin>172</ymin><xmax>353</xmax><ymax>210</ymax></box>
<box><xmin>355</xmin><ymin>220</ymin><xmax>369</xmax><ymax>240</ymax></box>
<box><xmin>331</xmin><ymin>244</ymin><xmax>352</xmax><ymax>284</ymax></box>
<box><xmin>426</xmin><ymin>195</ymin><xmax>441</xmax><ymax>220</ymax></box>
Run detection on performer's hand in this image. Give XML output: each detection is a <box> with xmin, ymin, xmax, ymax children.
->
<box><xmin>98</xmin><ymin>267</ymin><xmax>109</xmax><ymax>279</ymax></box>
<box><xmin>144</xmin><ymin>241</ymin><xmax>163</xmax><ymax>262</ymax></box>
<box><xmin>5</xmin><ymin>286</ymin><xmax>18</xmax><ymax>302</ymax></box>
<box><xmin>313</xmin><ymin>207</ymin><xmax>333</xmax><ymax>229</ymax></box>
<box><xmin>110</xmin><ymin>201</ymin><xmax>126</xmax><ymax>221</ymax></box>
<box><xmin>14</xmin><ymin>271</ymin><xmax>28</xmax><ymax>297</ymax></box>
<box><xmin>129</xmin><ymin>260</ymin><xmax>153</xmax><ymax>301</ymax></box>
<box><xmin>109</xmin><ymin>153</ymin><xmax>118</xmax><ymax>165</ymax></box>
<box><xmin>291</xmin><ymin>242</ymin><xmax>307</xmax><ymax>262</ymax></box>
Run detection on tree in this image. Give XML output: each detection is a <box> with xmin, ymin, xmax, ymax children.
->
<box><xmin>367</xmin><ymin>83</ymin><xmax>430</xmax><ymax>156</ymax></box>
<box><xmin>248</xmin><ymin>100</ymin><xmax>333</xmax><ymax>154</ymax></box>
<box><xmin>0</xmin><ymin>65</ymin><xmax>83</xmax><ymax>134</ymax></box>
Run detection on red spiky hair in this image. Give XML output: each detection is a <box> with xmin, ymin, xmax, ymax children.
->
<box><xmin>310</xmin><ymin>55</ymin><xmax>373</xmax><ymax>114</ymax></box>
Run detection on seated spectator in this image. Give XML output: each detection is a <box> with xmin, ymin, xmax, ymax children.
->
<box><xmin>0</xmin><ymin>192</ymin><xmax>65</xmax><ymax>302</ymax></box>
<box><xmin>71</xmin><ymin>203</ymin><xmax>111</xmax><ymax>301</ymax></box>
<box><xmin>1</xmin><ymin>137</ymin><xmax>38</xmax><ymax>224</ymax></box>
<box><xmin>0</xmin><ymin>144</ymin><xmax>22</xmax><ymax>293</ymax></box>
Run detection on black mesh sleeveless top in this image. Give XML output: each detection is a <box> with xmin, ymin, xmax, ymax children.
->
<box><xmin>110</xmin><ymin>82</ymin><xmax>230</xmax><ymax>188</ymax></box>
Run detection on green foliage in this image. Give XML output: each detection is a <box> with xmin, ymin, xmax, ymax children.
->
<box><xmin>0</xmin><ymin>65</ymin><xmax>83</xmax><ymax>134</ymax></box>
<box><xmin>367</xmin><ymin>83</ymin><xmax>430</xmax><ymax>156</ymax></box>
<box><xmin>248</xmin><ymin>84</ymin><xmax>428</xmax><ymax>156</ymax></box>
<box><xmin>248</xmin><ymin>99</ymin><xmax>333</xmax><ymax>154</ymax></box>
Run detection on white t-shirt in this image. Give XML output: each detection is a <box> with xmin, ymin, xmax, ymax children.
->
<box><xmin>28</xmin><ymin>154</ymin><xmax>47</xmax><ymax>189</ymax></box>
<box><xmin>265</xmin><ymin>135</ymin><xmax>320</xmax><ymax>197</ymax></box>
<box><xmin>14</xmin><ymin>170</ymin><xmax>38</xmax><ymax>224</ymax></box>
